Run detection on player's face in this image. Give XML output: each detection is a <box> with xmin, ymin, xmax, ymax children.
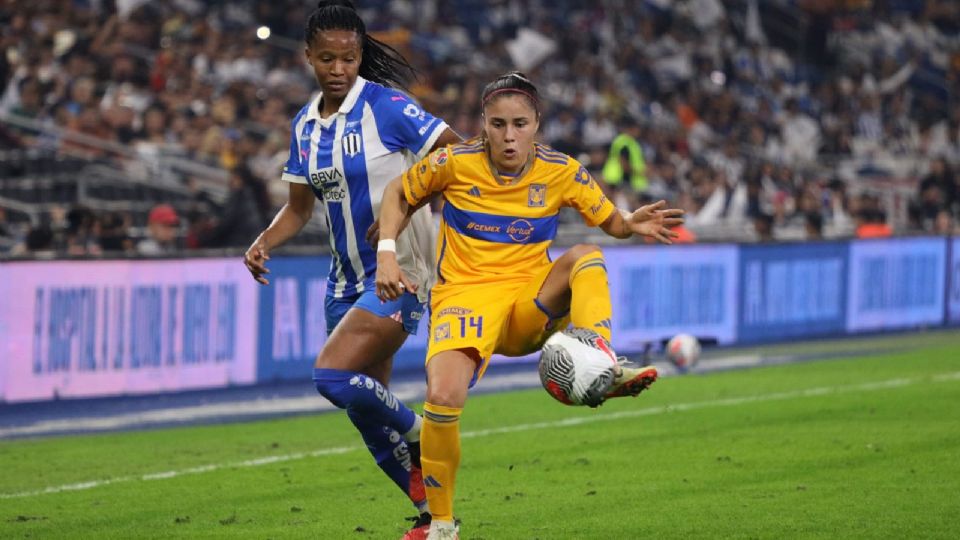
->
<box><xmin>305</xmin><ymin>30</ymin><xmax>362</xmax><ymax>103</ymax></box>
<box><xmin>483</xmin><ymin>94</ymin><xmax>539</xmax><ymax>174</ymax></box>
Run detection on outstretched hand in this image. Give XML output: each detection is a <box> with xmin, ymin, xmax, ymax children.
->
<box><xmin>375</xmin><ymin>251</ymin><xmax>418</xmax><ymax>302</ymax></box>
<box><xmin>244</xmin><ymin>238</ymin><xmax>271</xmax><ymax>285</ymax></box>
<box><xmin>626</xmin><ymin>200</ymin><xmax>685</xmax><ymax>244</ymax></box>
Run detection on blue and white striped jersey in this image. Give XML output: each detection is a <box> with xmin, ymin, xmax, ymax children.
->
<box><xmin>282</xmin><ymin>77</ymin><xmax>448</xmax><ymax>300</ymax></box>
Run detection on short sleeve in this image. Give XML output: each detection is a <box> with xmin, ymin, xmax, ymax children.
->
<box><xmin>565</xmin><ymin>163</ymin><xmax>616</xmax><ymax>227</ymax></box>
<box><xmin>281</xmin><ymin>113</ymin><xmax>308</xmax><ymax>184</ymax></box>
<box><xmin>402</xmin><ymin>147</ymin><xmax>455</xmax><ymax>207</ymax></box>
<box><xmin>373</xmin><ymin>90</ymin><xmax>448</xmax><ymax>160</ymax></box>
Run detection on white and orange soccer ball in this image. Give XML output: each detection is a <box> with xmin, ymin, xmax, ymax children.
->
<box><xmin>666</xmin><ymin>333</ymin><xmax>701</xmax><ymax>370</ymax></box>
<box><xmin>538</xmin><ymin>327</ymin><xmax>618</xmax><ymax>407</ymax></box>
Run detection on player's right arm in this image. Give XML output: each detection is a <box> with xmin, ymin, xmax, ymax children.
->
<box><xmin>376</xmin><ymin>147</ymin><xmax>454</xmax><ymax>300</ymax></box>
<box><xmin>244</xmin><ymin>183</ymin><xmax>315</xmax><ymax>285</ymax></box>
<box><xmin>244</xmin><ymin>111</ymin><xmax>315</xmax><ymax>285</ymax></box>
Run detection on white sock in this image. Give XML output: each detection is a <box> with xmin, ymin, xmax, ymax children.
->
<box><xmin>430</xmin><ymin>519</ymin><xmax>456</xmax><ymax>531</ymax></box>
<box><xmin>404</xmin><ymin>414</ymin><xmax>422</xmax><ymax>443</ymax></box>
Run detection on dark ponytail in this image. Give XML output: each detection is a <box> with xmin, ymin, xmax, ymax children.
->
<box><xmin>305</xmin><ymin>0</ymin><xmax>417</xmax><ymax>90</ymax></box>
<box><xmin>481</xmin><ymin>71</ymin><xmax>541</xmax><ymax>116</ymax></box>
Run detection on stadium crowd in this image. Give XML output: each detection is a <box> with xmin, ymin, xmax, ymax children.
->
<box><xmin>1</xmin><ymin>0</ymin><xmax>959</xmax><ymax>256</ymax></box>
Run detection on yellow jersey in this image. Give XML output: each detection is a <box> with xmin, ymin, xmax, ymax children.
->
<box><xmin>402</xmin><ymin>139</ymin><xmax>616</xmax><ymax>301</ymax></box>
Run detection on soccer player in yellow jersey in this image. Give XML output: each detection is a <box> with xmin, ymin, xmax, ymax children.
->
<box><xmin>375</xmin><ymin>71</ymin><xmax>683</xmax><ymax>539</ymax></box>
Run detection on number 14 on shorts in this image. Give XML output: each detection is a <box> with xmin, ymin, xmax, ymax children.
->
<box><xmin>459</xmin><ymin>316</ymin><xmax>483</xmax><ymax>338</ymax></box>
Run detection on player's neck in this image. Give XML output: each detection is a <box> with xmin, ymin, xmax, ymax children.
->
<box><xmin>318</xmin><ymin>97</ymin><xmax>344</xmax><ymax>119</ymax></box>
<box><xmin>488</xmin><ymin>151</ymin><xmax>533</xmax><ymax>185</ymax></box>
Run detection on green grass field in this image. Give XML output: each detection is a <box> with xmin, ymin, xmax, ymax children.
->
<box><xmin>2</xmin><ymin>333</ymin><xmax>959</xmax><ymax>539</ymax></box>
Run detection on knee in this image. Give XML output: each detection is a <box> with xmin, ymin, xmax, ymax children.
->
<box><xmin>313</xmin><ymin>370</ymin><xmax>366</xmax><ymax>409</ymax></box>
<box><xmin>562</xmin><ymin>243</ymin><xmax>603</xmax><ymax>269</ymax></box>
<box><xmin>314</xmin><ymin>377</ymin><xmax>348</xmax><ymax>409</ymax></box>
<box><xmin>425</xmin><ymin>383</ymin><xmax>468</xmax><ymax>409</ymax></box>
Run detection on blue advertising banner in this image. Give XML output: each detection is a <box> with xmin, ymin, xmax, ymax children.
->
<box><xmin>947</xmin><ymin>237</ymin><xmax>960</xmax><ymax>324</ymax></box>
<box><xmin>605</xmin><ymin>244</ymin><xmax>739</xmax><ymax>350</ymax></box>
<box><xmin>846</xmin><ymin>238</ymin><xmax>947</xmax><ymax>332</ymax></box>
<box><xmin>737</xmin><ymin>242</ymin><xmax>849</xmax><ymax>342</ymax></box>
<box><xmin>254</xmin><ymin>256</ymin><xmax>429</xmax><ymax>382</ymax></box>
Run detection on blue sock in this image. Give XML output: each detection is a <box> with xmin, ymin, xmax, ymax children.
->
<box><xmin>312</xmin><ymin>368</ymin><xmax>417</xmax><ymax>434</ymax></box>
<box><xmin>345</xmin><ymin>408</ymin><xmax>419</xmax><ymax>503</ymax></box>
<box><xmin>313</xmin><ymin>368</ymin><xmax>424</xmax><ymax>508</ymax></box>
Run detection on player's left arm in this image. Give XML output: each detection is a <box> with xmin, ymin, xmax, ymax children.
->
<box><xmin>599</xmin><ymin>200</ymin><xmax>685</xmax><ymax>243</ymax></box>
<box><xmin>565</xmin><ymin>162</ymin><xmax>683</xmax><ymax>243</ymax></box>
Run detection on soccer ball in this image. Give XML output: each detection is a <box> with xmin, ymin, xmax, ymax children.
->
<box><xmin>538</xmin><ymin>327</ymin><xmax>618</xmax><ymax>407</ymax></box>
<box><xmin>666</xmin><ymin>334</ymin><xmax>701</xmax><ymax>370</ymax></box>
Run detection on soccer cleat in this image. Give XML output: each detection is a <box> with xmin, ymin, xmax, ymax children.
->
<box><xmin>604</xmin><ymin>358</ymin><xmax>658</xmax><ymax>399</ymax></box>
<box><xmin>401</xmin><ymin>512</ymin><xmax>432</xmax><ymax>540</ymax></box>
<box><xmin>426</xmin><ymin>520</ymin><xmax>459</xmax><ymax>540</ymax></box>
<box><xmin>403</xmin><ymin>515</ymin><xmax>461</xmax><ymax>540</ymax></box>
<box><xmin>407</xmin><ymin>440</ymin><xmax>427</xmax><ymax>507</ymax></box>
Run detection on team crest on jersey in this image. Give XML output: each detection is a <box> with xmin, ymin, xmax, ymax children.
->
<box><xmin>431</xmin><ymin>148</ymin><xmax>449</xmax><ymax>167</ymax></box>
<box><xmin>434</xmin><ymin>322</ymin><xmax>451</xmax><ymax>343</ymax></box>
<box><xmin>342</xmin><ymin>132</ymin><xmax>362</xmax><ymax>157</ymax></box>
<box><xmin>528</xmin><ymin>183</ymin><xmax>546</xmax><ymax>207</ymax></box>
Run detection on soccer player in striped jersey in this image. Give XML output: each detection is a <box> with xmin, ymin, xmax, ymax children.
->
<box><xmin>374</xmin><ymin>72</ymin><xmax>683</xmax><ymax>539</ymax></box>
<box><xmin>242</xmin><ymin>3</ymin><xmax>459</xmax><ymax>538</ymax></box>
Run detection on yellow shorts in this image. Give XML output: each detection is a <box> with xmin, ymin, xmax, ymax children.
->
<box><xmin>426</xmin><ymin>262</ymin><xmax>571</xmax><ymax>386</ymax></box>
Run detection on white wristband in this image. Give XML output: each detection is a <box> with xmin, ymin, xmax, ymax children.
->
<box><xmin>377</xmin><ymin>239</ymin><xmax>397</xmax><ymax>253</ymax></box>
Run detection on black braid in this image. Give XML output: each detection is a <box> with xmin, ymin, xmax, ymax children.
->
<box><xmin>304</xmin><ymin>0</ymin><xmax>416</xmax><ymax>90</ymax></box>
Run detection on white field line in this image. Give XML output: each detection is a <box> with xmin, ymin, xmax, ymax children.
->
<box><xmin>2</xmin><ymin>370</ymin><xmax>959</xmax><ymax>500</ymax></box>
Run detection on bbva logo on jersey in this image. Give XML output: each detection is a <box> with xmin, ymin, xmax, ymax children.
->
<box><xmin>342</xmin><ymin>132</ymin><xmax>362</xmax><ymax>157</ymax></box>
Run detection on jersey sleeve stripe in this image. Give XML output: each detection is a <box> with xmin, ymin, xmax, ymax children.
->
<box><xmin>281</xmin><ymin>172</ymin><xmax>308</xmax><ymax>184</ymax></box>
<box><xmin>535</xmin><ymin>150</ymin><xmax>568</xmax><ymax>165</ymax></box>
<box><xmin>441</xmin><ymin>202</ymin><xmax>559</xmax><ymax>244</ymax></box>
<box><xmin>413</xmin><ymin>120</ymin><xmax>450</xmax><ymax>160</ymax></box>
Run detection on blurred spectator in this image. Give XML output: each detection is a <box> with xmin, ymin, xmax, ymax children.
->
<box><xmin>64</xmin><ymin>206</ymin><xmax>102</xmax><ymax>256</ymax></box>
<box><xmin>933</xmin><ymin>209</ymin><xmax>957</xmax><ymax>235</ymax></box>
<box><xmin>779</xmin><ymin>98</ymin><xmax>821</xmax><ymax>164</ymax></box>
<box><xmin>805</xmin><ymin>212</ymin><xmax>824</xmax><ymax>240</ymax></box>
<box><xmin>753</xmin><ymin>213</ymin><xmax>774</xmax><ymax>242</ymax></box>
<box><xmin>0</xmin><ymin>208</ymin><xmax>14</xmax><ymax>253</ymax></box>
<box><xmin>856</xmin><ymin>209</ymin><xmax>894</xmax><ymax>238</ymax></box>
<box><xmin>99</xmin><ymin>212</ymin><xmax>133</xmax><ymax>253</ymax></box>
<box><xmin>137</xmin><ymin>204</ymin><xmax>181</xmax><ymax>255</ymax></box>
<box><xmin>917</xmin><ymin>157</ymin><xmax>956</xmax><ymax>219</ymax></box>
<box><xmin>602</xmin><ymin>122</ymin><xmax>647</xmax><ymax>194</ymax></box>
<box><xmin>202</xmin><ymin>166</ymin><xmax>268</xmax><ymax>248</ymax></box>
<box><xmin>12</xmin><ymin>224</ymin><xmax>56</xmax><ymax>258</ymax></box>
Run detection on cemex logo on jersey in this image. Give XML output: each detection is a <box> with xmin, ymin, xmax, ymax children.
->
<box><xmin>310</xmin><ymin>167</ymin><xmax>346</xmax><ymax>202</ymax></box>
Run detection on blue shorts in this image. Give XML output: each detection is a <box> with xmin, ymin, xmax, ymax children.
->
<box><xmin>325</xmin><ymin>289</ymin><xmax>426</xmax><ymax>337</ymax></box>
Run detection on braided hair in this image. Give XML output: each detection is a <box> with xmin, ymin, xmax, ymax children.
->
<box><xmin>480</xmin><ymin>71</ymin><xmax>541</xmax><ymax>117</ymax></box>
<box><xmin>305</xmin><ymin>0</ymin><xmax>416</xmax><ymax>90</ymax></box>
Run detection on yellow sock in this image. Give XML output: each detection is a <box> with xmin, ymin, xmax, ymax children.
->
<box><xmin>421</xmin><ymin>402</ymin><xmax>463</xmax><ymax>522</ymax></box>
<box><xmin>569</xmin><ymin>252</ymin><xmax>613</xmax><ymax>342</ymax></box>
